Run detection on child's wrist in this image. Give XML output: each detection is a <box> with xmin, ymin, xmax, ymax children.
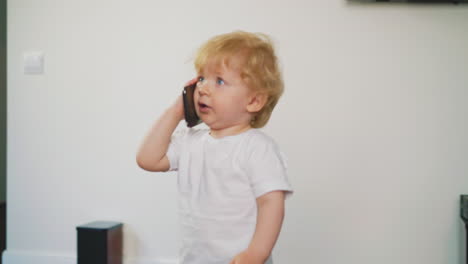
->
<box><xmin>172</xmin><ymin>107</ymin><xmax>184</xmax><ymax>121</ymax></box>
<box><xmin>169</xmin><ymin>95</ymin><xmax>184</xmax><ymax>122</ymax></box>
<box><xmin>167</xmin><ymin>106</ymin><xmax>183</xmax><ymax>122</ymax></box>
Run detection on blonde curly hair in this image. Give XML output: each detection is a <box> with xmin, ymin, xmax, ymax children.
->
<box><xmin>194</xmin><ymin>31</ymin><xmax>284</xmax><ymax>128</ymax></box>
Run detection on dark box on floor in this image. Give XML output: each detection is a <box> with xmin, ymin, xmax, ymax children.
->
<box><xmin>76</xmin><ymin>221</ymin><xmax>123</xmax><ymax>264</ymax></box>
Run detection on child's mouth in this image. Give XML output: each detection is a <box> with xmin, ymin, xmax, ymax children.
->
<box><xmin>198</xmin><ymin>103</ymin><xmax>210</xmax><ymax>112</ymax></box>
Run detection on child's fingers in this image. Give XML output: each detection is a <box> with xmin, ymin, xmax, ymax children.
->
<box><xmin>184</xmin><ymin>77</ymin><xmax>199</xmax><ymax>87</ymax></box>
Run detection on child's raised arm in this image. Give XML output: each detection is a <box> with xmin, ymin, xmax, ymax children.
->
<box><xmin>137</xmin><ymin>78</ymin><xmax>199</xmax><ymax>171</ymax></box>
<box><xmin>136</xmin><ymin>94</ymin><xmax>184</xmax><ymax>172</ymax></box>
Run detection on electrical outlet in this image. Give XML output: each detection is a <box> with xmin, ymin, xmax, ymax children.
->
<box><xmin>23</xmin><ymin>51</ymin><xmax>44</xmax><ymax>74</ymax></box>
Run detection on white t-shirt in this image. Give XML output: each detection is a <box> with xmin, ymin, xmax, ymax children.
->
<box><xmin>167</xmin><ymin>128</ymin><xmax>293</xmax><ymax>264</ymax></box>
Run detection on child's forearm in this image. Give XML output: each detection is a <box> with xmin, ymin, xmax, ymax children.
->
<box><xmin>247</xmin><ymin>191</ymin><xmax>285</xmax><ymax>262</ymax></box>
<box><xmin>136</xmin><ymin>96</ymin><xmax>184</xmax><ymax>171</ymax></box>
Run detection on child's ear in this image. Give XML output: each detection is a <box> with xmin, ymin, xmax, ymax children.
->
<box><xmin>246</xmin><ymin>92</ymin><xmax>268</xmax><ymax>113</ymax></box>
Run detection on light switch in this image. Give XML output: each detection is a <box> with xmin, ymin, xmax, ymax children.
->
<box><xmin>23</xmin><ymin>51</ymin><xmax>44</xmax><ymax>74</ymax></box>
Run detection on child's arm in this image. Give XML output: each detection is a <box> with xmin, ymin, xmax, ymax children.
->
<box><xmin>230</xmin><ymin>190</ymin><xmax>286</xmax><ymax>264</ymax></box>
<box><xmin>136</xmin><ymin>95</ymin><xmax>184</xmax><ymax>172</ymax></box>
<box><xmin>137</xmin><ymin>78</ymin><xmax>199</xmax><ymax>171</ymax></box>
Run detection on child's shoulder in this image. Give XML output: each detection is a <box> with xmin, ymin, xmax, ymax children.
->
<box><xmin>246</xmin><ymin>128</ymin><xmax>276</xmax><ymax>142</ymax></box>
<box><xmin>244</xmin><ymin>129</ymin><xmax>288</xmax><ymax>169</ymax></box>
<box><xmin>243</xmin><ymin>129</ymin><xmax>280</xmax><ymax>150</ymax></box>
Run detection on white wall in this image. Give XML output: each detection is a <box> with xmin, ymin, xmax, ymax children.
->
<box><xmin>5</xmin><ymin>0</ymin><xmax>468</xmax><ymax>263</ymax></box>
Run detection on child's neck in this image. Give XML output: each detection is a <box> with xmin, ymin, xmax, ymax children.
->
<box><xmin>209</xmin><ymin>123</ymin><xmax>252</xmax><ymax>139</ymax></box>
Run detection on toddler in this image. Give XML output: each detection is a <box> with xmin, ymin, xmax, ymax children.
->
<box><xmin>137</xmin><ymin>31</ymin><xmax>293</xmax><ymax>264</ymax></box>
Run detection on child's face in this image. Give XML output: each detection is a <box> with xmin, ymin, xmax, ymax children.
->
<box><xmin>194</xmin><ymin>57</ymin><xmax>254</xmax><ymax>131</ymax></box>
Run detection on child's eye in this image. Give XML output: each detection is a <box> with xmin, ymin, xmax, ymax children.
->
<box><xmin>198</xmin><ymin>76</ymin><xmax>205</xmax><ymax>82</ymax></box>
<box><xmin>216</xmin><ymin>78</ymin><xmax>225</xmax><ymax>85</ymax></box>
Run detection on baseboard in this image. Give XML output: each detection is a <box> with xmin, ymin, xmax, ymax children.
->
<box><xmin>2</xmin><ymin>250</ymin><xmax>177</xmax><ymax>264</ymax></box>
<box><xmin>2</xmin><ymin>250</ymin><xmax>75</xmax><ymax>264</ymax></box>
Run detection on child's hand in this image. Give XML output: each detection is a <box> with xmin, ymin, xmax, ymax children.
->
<box><xmin>184</xmin><ymin>77</ymin><xmax>199</xmax><ymax>87</ymax></box>
<box><xmin>229</xmin><ymin>250</ymin><xmax>265</xmax><ymax>264</ymax></box>
<box><xmin>170</xmin><ymin>77</ymin><xmax>199</xmax><ymax>121</ymax></box>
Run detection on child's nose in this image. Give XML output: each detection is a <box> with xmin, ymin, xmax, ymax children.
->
<box><xmin>197</xmin><ymin>82</ymin><xmax>211</xmax><ymax>96</ymax></box>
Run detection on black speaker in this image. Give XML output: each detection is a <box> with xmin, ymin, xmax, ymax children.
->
<box><xmin>461</xmin><ymin>195</ymin><xmax>468</xmax><ymax>223</ymax></box>
<box><xmin>77</xmin><ymin>221</ymin><xmax>123</xmax><ymax>264</ymax></box>
<box><xmin>461</xmin><ymin>195</ymin><xmax>468</xmax><ymax>264</ymax></box>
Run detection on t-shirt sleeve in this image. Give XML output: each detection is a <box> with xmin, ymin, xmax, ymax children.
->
<box><xmin>166</xmin><ymin>128</ymin><xmax>186</xmax><ymax>171</ymax></box>
<box><xmin>246</xmin><ymin>137</ymin><xmax>293</xmax><ymax>199</ymax></box>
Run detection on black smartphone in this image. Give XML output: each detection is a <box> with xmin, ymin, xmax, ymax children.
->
<box><xmin>182</xmin><ymin>83</ymin><xmax>201</xmax><ymax>127</ymax></box>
